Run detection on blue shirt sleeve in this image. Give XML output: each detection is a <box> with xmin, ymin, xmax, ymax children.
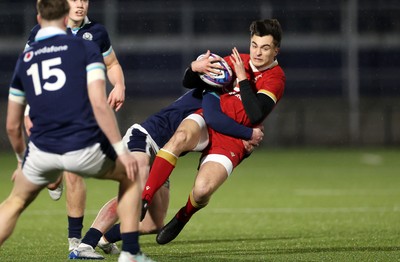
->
<box><xmin>202</xmin><ymin>91</ymin><xmax>252</xmax><ymax>140</ymax></box>
<box><xmin>83</xmin><ymin>40</ymin><xmax>105</xmax><ymax>65</ymax></box>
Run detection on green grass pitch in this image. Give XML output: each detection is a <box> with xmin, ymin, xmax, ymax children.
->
<box><xmin>0</xmin><ymin>148</ymin><xmax>399</xmax><ymax>261</ymax></box>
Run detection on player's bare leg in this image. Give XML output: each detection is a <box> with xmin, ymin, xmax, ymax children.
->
<box><xmin>74</xmin><ymin>196</ymin><xmax>120</xmax><ymax>256</ymax></box>
<box><xmin>163</xmin><ymin>118</ymin><xmax>204</xmax><ymax>154</ymax></box>
<box><xmin>65</xmin><ymin>171</ymin><xmax>86</xmax><ymax>250</ymax></box>
<box><xmin>0</xmin><ymin>168</ymin><xmax>48</xmax><ymax>246</ymax></box>
<box><xmin>91</xmin><ymin>197</ymin><xmax>119</xmax><ymax>233</ymax></box>
<box><xmin>84</xmin><ymin>151</ymin><xmax>146</xmax><ymax>236</ymax></box>
<box><xmin>132</xmin><ymin>152</ymin><xmax>170</xmax><ymax>234</ymax></box>
<box><xmin>156</xmin><ymin>161</ymin><xmax>228</xmax><ymax>244</ymax></box>
<box><xmin>69</xmin><ymin>159</ymin><xmax>142</xmax><ymax>260</ymax></box>
<box><xmin>141</xmin><ymin>117</ymin><xmax>205</xmax><ymax>219</ymax></box>
<box><xmin>74</xmin><ymin>151</ymin><xmax>169</xmax><ymax>256</ymax></box>
<box><xmin>141</xmin><ymin>185</ymin><xmax>169</xmax><ymax>234</ymax></box>
<box><xmin>103</xmin><ymin>159</ymin><xmax>142</xmax><ymax>254</ymax></box>
<box><xmin>83</xmin><ymin>185</ymin><xmax>169</xmax><ymax>255</ymax></box>
<box><xmin>102</xmin><ymin>152</ymin><xmax>170</xmax><ymax>236</ymax></box>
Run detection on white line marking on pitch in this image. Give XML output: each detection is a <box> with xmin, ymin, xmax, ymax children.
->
<box><xmin>21</xmin><ymin>206</ymin><xmax>400</xmax><ymax>216</ymax></box>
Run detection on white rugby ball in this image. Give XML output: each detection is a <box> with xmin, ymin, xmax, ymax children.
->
<box><xmin>196</xmin><ymin>53</ymin><xmax>233</xmax><ymax>88</ymax></box>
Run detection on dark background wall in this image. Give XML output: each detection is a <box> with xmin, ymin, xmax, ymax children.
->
<box><xmin>0</xmin><ymin>0</ymin><xmax>399</xmax><ymax>150</ymax></box>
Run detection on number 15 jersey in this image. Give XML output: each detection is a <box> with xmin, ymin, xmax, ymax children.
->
<box><xmin>9</xmin><ymin>26</ymin><xmax>106</xmax><ymax>154</ymax></box>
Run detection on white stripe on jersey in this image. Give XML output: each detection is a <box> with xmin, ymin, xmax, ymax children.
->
<box><xmin>87</xmin><ymin>62</ymin><xmax>106</xmax><ymax>84</ymax></box>
<box><xmin>9</xmin><ymin>87</ymin><xmax>26</xmax><ymax>104</ymax></box>
<box><xmin>87</xmin><ymin>62</ymin><xmax>106</xmax><ymax>72</ymax></box>
<box><xmin>103</xmin><ymin>46</ymin><xmax>113</xmax><ymax>57</ymax></box>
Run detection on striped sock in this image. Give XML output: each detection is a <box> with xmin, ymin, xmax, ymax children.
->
<box><xmin>142</xmin><ymin>149</ymin><xmax>177</xmax><ymax>204</ymax></box>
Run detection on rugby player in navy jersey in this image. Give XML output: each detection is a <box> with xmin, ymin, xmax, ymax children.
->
<box><xmin>67</xmin><ymin>51</ymin><xmax>264</xmax><ymax>259</ymax></box>
<box><xmin>23</xmin><ymin>0</ymin><xmax>126</xmax><ymax>253</ymax></box>
<box><xmin>0</xmin><ymin>0</ymin><xmax>155</xmax><ymax>261</ymax></box>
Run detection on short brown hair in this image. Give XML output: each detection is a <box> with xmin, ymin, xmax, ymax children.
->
<box><xmin>37</xmin><ymin>0</ymin><xmax>70</xmax><ymax>21</ymax></box>
<box><xmin>250</xmin><ymin>19</ymin><xmax>282</xmax><ymax>47</ymax></box>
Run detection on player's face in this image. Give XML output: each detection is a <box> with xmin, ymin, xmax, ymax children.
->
<box><xmin>249</xmin><ymin>35</ymin><xmax>279</xmax><ymax>69</ymax></box>
<box><xmin>68</xmin><ymin>0</ymin><xmax>89</xmax><ymax>25</ymax></box>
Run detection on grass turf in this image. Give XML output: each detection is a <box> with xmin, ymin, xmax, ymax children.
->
<box><xmin>0</xmin><ymin>148</ymin><xmax>399</xmax><ymax>261</ymax></box>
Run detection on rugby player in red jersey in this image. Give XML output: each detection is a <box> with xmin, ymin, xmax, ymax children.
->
<box><xmin>141</xmin><ymin>19</ymin><xmax>286</xmax><ymax>244</ymax></box>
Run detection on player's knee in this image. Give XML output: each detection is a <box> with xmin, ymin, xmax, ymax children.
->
<box><xmin>173</xmin><ymin>129</ymin><xmax>190</xmax><ymax>144</ymax></box>
<box><xmin>169</xmin><ymin>129</ymin><xmax>195</xmax><ymax>152</ymax></box>
<box><xmin>193</xmin><ymin>184</ymin><xmax>213</xmax><ymax>203</ymax></box>
<box><xmin>137</xmin><ymin>159</ymin><xmax>150</xmax><ymax>177</ymax></box>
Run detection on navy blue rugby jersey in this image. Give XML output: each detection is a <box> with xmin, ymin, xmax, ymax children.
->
<box><xmin>141</xmin><ymin>88</ymin><xmax>203</xmax><ymax>148</ymax></box>
<box><xmin>26</xmin><ymin>17</ymin><xmax>112</xmax><ymax>57</ymax></box>
<box><xmin>9</xmin><ymin>27</ymin><xmax>106</xmax><ymax>154</ymax></box>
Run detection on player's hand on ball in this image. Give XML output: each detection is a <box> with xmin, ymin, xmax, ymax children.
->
<box><xmin>192</xmin><ymin>50</ymin><xmax>224</xmax><ymax>76</ymax></box>
<box><xmin>195</xmin><ymin>51</ymin><xmax>233</xmax><ymax>88</ymax></box>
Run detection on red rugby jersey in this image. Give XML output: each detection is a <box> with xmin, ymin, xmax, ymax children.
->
<box><xmin>221</xmin><ymin>53</ymin><xmax>286</xmax><ymax>127</ymax></box>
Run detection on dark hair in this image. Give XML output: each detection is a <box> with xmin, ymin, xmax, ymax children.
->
<box><xmin>250</xmin><ymin>19</ymin><xmax>282</xmax><ymax>47</ymax></box>
<box><xmin>37</xmin><ymin>0</ymin><xmax>70</xmax><ymax>21</ymax></box>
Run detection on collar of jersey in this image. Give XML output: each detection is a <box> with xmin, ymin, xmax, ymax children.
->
<box><xmin>68</xmin><ymin>16</ymin><xmax>91</xmax><ymax>31</ymax></box>
<box><xmin>35</xmin><ymin>26</ymin><xmax>67</xmax><ymax>42</ymax></box>
<box><xmin>250</xmin><ymin>59</ymin><xmax>279</xmax><ymax>72</ymax></box>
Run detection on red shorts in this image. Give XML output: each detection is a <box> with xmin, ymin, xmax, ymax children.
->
<box><xmin>201</xmin><ymin>127</ymin><xmax>247</xmax><ymax>169</ymax></box>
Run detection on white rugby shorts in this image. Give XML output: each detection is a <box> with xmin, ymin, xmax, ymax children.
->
<box><xmin>123</xmin><ymin>123</ymin><xmax>159</xmax><ymax>156</ymax></box>
<box><xmin>200</xmin><ymin>154</ymin><xmax>233</xmax><ymax>176</ymax></box>
<box><xmin>22</xmin><ymin>141</ymin><xmax>114</xmax><ymax>185</ymax></box>
<box><xmin>184</xmin><ymin>113</ymin><xmax>209</xmax><ymax>151</ymax></box>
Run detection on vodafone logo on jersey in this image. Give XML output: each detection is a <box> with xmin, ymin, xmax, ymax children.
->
<box><xmin>23</xmin><ymin>51</ymin><xmax>34</xmax><ymax>62</ymax></box>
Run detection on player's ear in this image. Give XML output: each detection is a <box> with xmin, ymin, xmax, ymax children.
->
<box><xmin>63</xmin><ymin>15</ymin><xmax>68</xmax><ymax>27</ymax></box>
<box><xmin>274</xmin><ymin>47</ymin><xmax>279</xmax><ymax>56</ymax></box>
<box><xmin>36</xmin><ymin>14</ymin><xmax>42</xmax><ymax>25</ymax></box>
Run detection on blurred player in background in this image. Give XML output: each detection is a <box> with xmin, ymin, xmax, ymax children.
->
<box><xmin>23</xmin><ymin>0</ymin><xmax>126</xmax><ymax>252</ymax></box>
<box><xmin>0</xmin><ymin>1</ymin><xmax>154</xmax><ymax>261</ymax></box>
<box><xmin>140</xmin><ymin>19</ymin><xmax>286</xmax><ymax>245</ymax></box>
<box><xmin>68</xmin><ymin>52</ymin><xmax>264</xmax><ymax>259</ymax></box>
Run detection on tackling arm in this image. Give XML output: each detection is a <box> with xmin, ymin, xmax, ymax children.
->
<box><xmin>202</xmin><ymin>92</ymin><xmax>253</xmax><ymax>140</ymax></box>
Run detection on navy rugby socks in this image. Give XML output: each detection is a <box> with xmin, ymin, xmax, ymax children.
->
<box><xmin>103</xmin><ymin>223</ymin><xmax>121</xmax><ymax>243</ymax></box>
<box><xmin>121</xmin><ymin>231</ymin><xmax>140</xmax><ymax>255</ymax></box>
<box><xmin>68</xmin><ymin>216</ymin><xmax>84</xmax><ymax>239</ymax></box>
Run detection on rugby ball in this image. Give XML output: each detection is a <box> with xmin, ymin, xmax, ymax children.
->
<box><xmin>197</xmin><ymin>53</ymin><xmax>233</xmax><ymax>88</ymax></box>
